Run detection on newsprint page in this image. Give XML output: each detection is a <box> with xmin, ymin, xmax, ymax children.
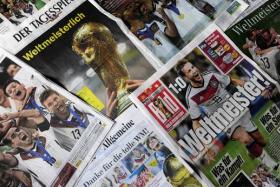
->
<box><xmin>130</xmin><ymin>24</ymin><xmax>280</xmax><ymax>187</ymax></box>
<box><xmin>1</xmin><ymin>0</ymin><xmax>280</xmax><ymax>187</ymax></box>
<box><xmin>0</xmin><ymin>0</ymin><xmax>158</xmax><ymax>121</ymax></box>
<box><xmin>72</xmin><ymin>105</ymin><xmax>209</xmax><ymax>187</ymax></box>
<box><xmin>0</xmin><ymin>0</ymin><xmax>247</xmax><ymax>121</ymax></box>
<box><xmin>0</xmin><ymin>49</ymin><xmax>113</xmax><ymax>187</ymax></box>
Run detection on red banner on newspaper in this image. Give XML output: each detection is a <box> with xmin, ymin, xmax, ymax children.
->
<box><xmin>138</xmin><ymin>80</ymin><xmax>187</xmax><ymax>131</ymax></box>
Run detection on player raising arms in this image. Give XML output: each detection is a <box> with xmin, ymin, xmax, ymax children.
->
<box><xmin>177</xmin><ymin>59</ymin><xmax>278</xmax><ymax>171</ymax></box>
<box><xmin>106</xmin><ymin>0</ymin><xmax>180</xmax><ymax>62</ymax></box>
<box><xmin>243</xmin><ymin>29</ymin><xmax>280</xmax><ymax>82</ymax></box>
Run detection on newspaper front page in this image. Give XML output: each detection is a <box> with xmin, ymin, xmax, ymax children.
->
<box><xmin>226</xmin><ymin>0</ymin><xmax>280</xmax><ymax>85</ymax></box>
<box><xmin>130</xmin><ymin>24</ymin><xmax>280</xmax><ymax>187</ymax></box>
<box><xmin>73</xmin><ymin>104</ymin><xmax>210</xmax><ymax>187</ymax></box>
<box><xmin>0</xmin><ymin>0</ymin><xmax>157</xmax><ymax>120</ymax></box>
<box><xmin>92</xmin><ymin>0</ymin><xmax>248</xmax><ymax>64</ymax></box>
<box><xmin>0</xmin><ymin>49</ymin><xmax>113</xmax><ymax>187</ymax></box>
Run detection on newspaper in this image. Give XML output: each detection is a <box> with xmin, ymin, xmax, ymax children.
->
<box><xmin>226</xmin><ymin>0</ymin><xmax>280</xmax><ymax>84</ymax></box>
<box><xmin>72</xmin><ymin>104</ymin><xmax>209</xmax><ymax>187</ymax></box>
<box><xmin>0</xmin><ymin>0</ymin><xmax>157</xmax><ymax>120</ymax></box>
<box><xmin>231</xmin><ymin>0</ymin><xmax>269</xmax><ymax>25</ymax></box>
<box><xmin>92</xmin><ymin>0</ymin><xmax>248</xmax><ymax>64</ymax></box>
<box><xmin>130</xmin><ymin>24</ymin><xmax>280</xmax><ymax>187</ymax></box>
<box><xmin>0</xmin><ymin>48</ymin><xmax>113</xmax><ymax>187</ymax></box>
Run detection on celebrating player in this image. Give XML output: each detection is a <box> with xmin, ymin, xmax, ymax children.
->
<box><xmin>1</xmin><ymin>126</ymin><xmax>68</xmax><ymax>186</ymax></box>
<box><xmin>3</xmin><ymin>79</ymin><xmax>50</xmax><ymax>131</ymax></box>
<box><xmin>40</xmin><ymin>89</ymin><xmax>97</xmax><ymax>151</ymax></box>
<box><xmin>177</xmin><ymin>60</ymin><xmax>278</xmax><ymax>171</ymax></box>
<box><xmin>107</xmin><ymin>0</ymin><xmax>180</xmax><ymax>61</ymax></box>
<box><xmin>243</xmin><ymin>29</ymin><xmax>280</xmax><ymax>82</ymax></box>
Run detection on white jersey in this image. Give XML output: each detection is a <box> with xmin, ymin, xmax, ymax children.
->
<box><xmin>247</xmin><ymin>38</ymin><xmax>280</xmax><ymax>81</ymax></box>
<box><xmin>0</xmin><ymin>97</ymin><xmax>17</xmax><ymax>113</ymax></box>
<box><xmin>50</xmin><ymin>102</ymin><xmax>97</xmax><ymax>151</ymax></box>
<box><xmin>15</xmin><ymin>130</ymin><xmax>69</xmax><ymax>186</ymax></box>
<box><xmin>246</xmin><ymin>38</ymin><xmax>260</xmax><ymax>62</ymax></box>
<box><xmin>14</xmin><ymin>68</ymin><xmax>43</xmax><ymax>88</ymax></box>
<box><xmin>137</xmin><ymin>20</ymin><xmax>179</xmax><ymax>62</ymax></box>
<box><xmin>186</xmin><ymin>71</ymin><xmax>257</xmax><ymax>135</ymax></box>
<box><xmin>258</xmin><ymin>47</ymin><xmax>280</xmax><ymax>82</ymax></box>
<box><xmin>159</xmin><ymin>0</ymin><xmax>210</xmax><ymax>41</ymax></box>
<box><xmin>186</xmin><ymin>71</ymin><xmax>231</xmax><ymax>119</ymax></box>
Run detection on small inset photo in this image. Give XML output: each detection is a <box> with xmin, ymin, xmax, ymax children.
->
<box><xmin>228</xmin><ymin>171</ymin><xmax>255</xmax><ymax>187</ymax></box>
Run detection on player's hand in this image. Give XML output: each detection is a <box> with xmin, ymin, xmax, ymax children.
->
<box><xmin>126</xmin><ymin>80</ymin><xmax>144</xmax><ymax>92</ymax></box>
<box><xmin>12</xmin><ymin>170</ymin><xmax>32</xmax><ymax>187</ymax></box>
<box><xmin>157</xmin><ymin>7</ymin><xmax>168</xmax><ymax>20</ymax></box>
<box><xmin>32</xmin><ymin>131</ymin><xmax>40</xmax><ymax>139</ymax></box>
<box><xmin>106</xmin><ymin>88</ymin><xmax>118</xmax><ymax>118</ymax></box>
<box><xmin>0</xmin><ymin>113</ymin><xmax>16</xmax><ymax>121</ymax></box>
<box><xmin>261</xmin><ymin>89</ymin><xmax>272</xmax><ymax>99</ymax></box>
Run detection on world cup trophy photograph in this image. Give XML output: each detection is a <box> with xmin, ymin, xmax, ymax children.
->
<box><xmin>72</xmin><ymin>22</ymin><xmax>133</xmax><ymax>117</ymax></box>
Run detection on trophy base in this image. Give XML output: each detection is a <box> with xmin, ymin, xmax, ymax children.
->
<box><xmin>116</xmin><ymin>90</ymin><xmax>132</xmax><ymax>115</ymax></box>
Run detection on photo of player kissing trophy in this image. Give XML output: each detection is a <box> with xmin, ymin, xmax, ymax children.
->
<box><xmin>72</xmin><ymin>22</ymin><xmax>131</xmax><ymax>116</ymax></box>
<box><xmin>130</xmin><ymin>25</ymin><xmax>280</xmax><ymax>187</ymax></box>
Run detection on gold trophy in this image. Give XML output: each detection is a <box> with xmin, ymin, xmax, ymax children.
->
<box><xmin>72</xmin><ymin>22</ymin><xmax>131</xmax><ymax>117</ymax></box>
<box><xmin>163</xmin><ymin>155</ymin><xmax>202</xmax><ymax>187</ymax></box>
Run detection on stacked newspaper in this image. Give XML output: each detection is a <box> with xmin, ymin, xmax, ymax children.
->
<box><xmin>0</xmin><ymin>0</ymin><xmax>279</xmax><ymax>186</ymax></box>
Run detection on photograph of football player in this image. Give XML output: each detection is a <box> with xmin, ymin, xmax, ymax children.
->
<box><xmin>243</xmin><ymin>28</ymin><xmax>280</xmax><ymax>82</ymax></box>
<box><xmin>40</xmin><ymin>89</ymin><xmax>97</xmax><ymax>151</ymax></box>
<box><xmin>112</xmin><ymin>165</ymin><xmax>128</xmax><ymax>184</ymax></box>
<box><xmin>0</xmin><ymin>0</ymin><xmax>49</xmax><ymax>25</ymax></box>
<box><xmin>100</xmin><ymin>0</ymin><xmax>180</xmax><ymax>61</ymax></box>
<box><xmin>146</xmin><ymin>135</ymin><xmax>172</xmax><ymax>168</ymax></box>
<box><xmin>97</xmin><ymin>0</ymin><xmax>233</xmax><ymax>62</ymax></box>
<box><xmin>154</xmin><ymin>0</ymin><xmax>211</xmax><ymax>43</ymax></box>
<box><xmin>3</xmin><ymin>79</ymin><xmax>50</xmax><ymax>132</ymax></box>
<box><xmin>250</xmin><ymin>164</ymin><xmax>280</xmax><ymax>187</ymax></box>
<box><xmin>176</xmin><ymin>59</ymin><xmax>279</xmax><ymax>171</ymax></box>
<box><xmin>153</xmin><ymin>98</ymin><xmax>173</xmax><ymax>119</ymax></box>
<box><xmin>1</xmin><ymin>126</ymin><xmax>68</xmax><ymax>186</ymax></box>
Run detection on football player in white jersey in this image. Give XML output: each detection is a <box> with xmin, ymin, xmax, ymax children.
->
<box><xmin>1</xmin><ymin>126</ymin><xmax>68</xmax><ymax>186</ymax></box>
<box><xmin>155</xmin><ymin>0</ymin><xmax>211</xmax><ymax>43</ymax></box>
<box><xmin>254</xmin><ymin>29</ymin><xmax>280</xmax><ymax>82</ymax></box>
<box><xmin>243</xmin><ymin>29</ymin><xmax>280</xmax><ymax>82</ymax></box>
<box><xmin>177</xmin><ymin>60</ymin><xmax>278</xmax><ymax>170</ymax></box>
<box><xmin>40</xmin><ymin>89</ymin><xmax>97</xmax><ymax>152</ymax></box>
<box><xmin>0</xmin><ymin>152</ymin><xmax>45</xmax><ymax>187</ymax></box>
<box><xmin>110</xmin><ymin>0</ymin><xmax>180</xmax><ymax>61</ymax></box>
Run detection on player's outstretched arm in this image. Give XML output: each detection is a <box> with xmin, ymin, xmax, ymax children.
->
<box><xmin>230</xmin><ymin>78</ymin><xmax>245</xmax><ymax>87</ymax></box>
<box><xmin>192</xmin><ymin>119</ymin><xmax>202</xmax><ymax>130</ymax></box>
<box><xmin>158</xmin><ymin>7</ymin><xmax>179</xmax><ymax>38</ymax></box>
